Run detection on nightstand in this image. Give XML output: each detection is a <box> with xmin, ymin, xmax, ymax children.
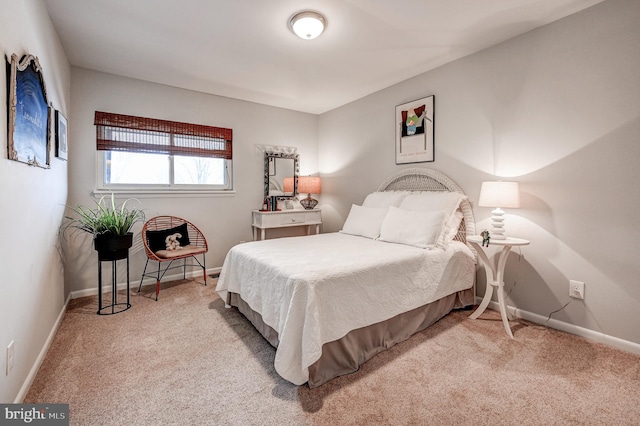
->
<box><xmin>467</xmin><ymin>235</ymin><xmax>530</xmax><ymax>338</ymax></box>
<box><xmin>252</xmin><ymin>209</ymin><xmax>322</xmax><ymax>241</ymax></box>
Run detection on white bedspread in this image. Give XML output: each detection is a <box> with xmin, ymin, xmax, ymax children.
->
<box><xmin>216</xmin><ymin>232</ymin><xmax>475</xmax><ymax>385</ymax></box>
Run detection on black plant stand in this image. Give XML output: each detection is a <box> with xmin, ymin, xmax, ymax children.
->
<box><xmin>97</xmin><ymin>249</ymin><xmax>131</xmax><ymax>315</ymax></box>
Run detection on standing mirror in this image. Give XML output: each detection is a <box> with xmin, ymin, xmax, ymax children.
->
<box><xmin>264</xmin><ymin>151</ymin><xmax>299</xmax><ymax>198</ymax></box>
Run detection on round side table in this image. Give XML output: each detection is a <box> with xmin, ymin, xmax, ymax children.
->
<box><xmin>467</xmin><ymin>235</ymin><xmax>529</xmax><ymax>338</ymax></box>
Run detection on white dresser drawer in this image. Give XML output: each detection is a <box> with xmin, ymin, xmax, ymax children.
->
<box><xmin>280</xmin><ymin>213</ymin><xmax>306</xmax><ymax>225</ymax></box>
<box><xmin>252</xmin><ymin>209</ymin><xmax>322</xmax><ymax>240</ymax></box>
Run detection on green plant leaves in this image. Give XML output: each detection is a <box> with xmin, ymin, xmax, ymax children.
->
<box><xmin>65</xmin><ymin>193</ymin><xmax>145</xmax><ymax>236</ymax></box>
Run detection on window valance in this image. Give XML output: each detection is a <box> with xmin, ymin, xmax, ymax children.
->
<box><xmin>95</xmin><ymin>111</ymin><xmax>232</xmax><ymax>159</ymax></box>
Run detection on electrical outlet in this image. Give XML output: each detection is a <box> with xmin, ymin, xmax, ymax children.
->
<box><xmin>6</xmin><ymin>341</ymin><xmax>15</xmax><ymax>376</ymax></box>
<box><xmin>569</xmin><ymin>280</ymin><xmax>585</xmax><ymax>299</ymax></box>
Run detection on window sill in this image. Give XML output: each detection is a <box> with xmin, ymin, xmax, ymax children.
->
<box><xmin>92</xmin><ymin>189</ymin><xmax>236</xmax><ymax>199</ymax></box>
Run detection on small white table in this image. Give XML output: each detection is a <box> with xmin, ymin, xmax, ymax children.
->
<box><xmin>252</xmin><ymin>209</ymin><xmax>322</xmax><ymax>241</ymax></box>
<box><xmin>467</xmin><ymin>235</ymin><xmax>530</xmax><ymax>338</ymax></box>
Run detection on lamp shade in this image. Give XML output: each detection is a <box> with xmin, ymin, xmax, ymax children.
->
<box><xmin>298</xmin><ymin>176</ymin><xmax>322</xmax><ymax>194</ymax></box>
<box><xmin>283</xmin><ymin>177</ymin><xmax>294</xmax><ymax>193</ymax></box>
<box><xmin>478</xmin><ymin>181</ymin><xmax>520</xmax><ymax>240</ymax></box>
<box><xmin>478</xmin><ymin>181</ymin><xmax>520</xmax><ymax>209</ymax></box>
<box><xmin>289</xmin><ymin>11</ymin><xmax>326</xmax><ymax>40</ymax></box>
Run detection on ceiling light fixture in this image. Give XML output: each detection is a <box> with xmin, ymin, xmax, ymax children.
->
<box><xmin>289</xmin><ymin>11</ymin><xmax>327</xmax><ymax>40</ymax></box>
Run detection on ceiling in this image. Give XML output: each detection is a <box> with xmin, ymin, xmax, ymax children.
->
<box><xmin>43</xmin><ymin>0</ymin><xmax>604</xmax><ymax>114</ymax></box>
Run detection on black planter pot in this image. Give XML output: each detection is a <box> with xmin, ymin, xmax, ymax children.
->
<box><xmin>94</xmin><ymin>232</ymin><xmax>133</xmax><ymax>261</ymax></box>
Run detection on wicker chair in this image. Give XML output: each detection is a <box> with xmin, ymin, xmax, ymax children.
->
<box><xmin>138</xmin><ymin>216</ymin><xmax>208</xmax><ymax>300</ymax></box>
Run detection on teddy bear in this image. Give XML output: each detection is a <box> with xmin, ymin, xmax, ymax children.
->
<box><xmin>164</xmin><ymin>233</ymin><xmax>183</xmax><ymax>251</ymax></box>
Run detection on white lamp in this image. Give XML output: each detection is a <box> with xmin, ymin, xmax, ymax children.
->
<box><xmin>478</xmin><ymin>181</ymin><xmax>520</xmax><ymax>240</ymax></box>
<box><xmin>289</xmin><ymin>11</ymin><xmax>327</xmax><ymax>40</ymax></box>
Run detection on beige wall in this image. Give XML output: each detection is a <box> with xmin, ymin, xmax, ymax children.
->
<box><xmin>66</xmin><ymin>68</ymin><xmax>318</xmax><ymax>294</ymax></box>
<box><xmin>0</xmin><ymin>0</ymin><xmax>70</xmax><ymax>402</ymax></box>
<box><xmin>318</xmin><ymin>0</ymin><xmax>640</xmax><ymax>345</ymax></box>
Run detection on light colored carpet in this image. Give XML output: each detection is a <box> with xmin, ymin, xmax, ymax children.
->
<box><xmin>25</xmin><ymin>278</ymin><xmax>640</xmax><ymax>425</ymax></box>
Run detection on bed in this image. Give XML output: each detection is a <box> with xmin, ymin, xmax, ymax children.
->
<box><xmin>216</xmin><ymin>168</ymin><xmax>476</xmax><ymax>387</ymax></box>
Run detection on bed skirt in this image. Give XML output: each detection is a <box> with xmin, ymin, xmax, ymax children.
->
<box><xmin>227</xmin><ymin>287</ymin><xmax>474</xmax><ymax>388</ymax></box>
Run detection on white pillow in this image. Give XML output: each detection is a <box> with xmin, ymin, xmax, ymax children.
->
<box><xmin>399</xmin><ymin>191</ymin><xmax>466</xmax><ymax>216</ymax></box>
<box><xmin>438</xmin><ymin>210</ymin><xmax>464</xmax><ymax>249</ymax></box>
<box><xmin>378</xmin><ymin>206</ymin><xmax>446</xmax><ymax>249</ymax></box>
<box><xmin>362</xmin><ymin>191</ymin><xmax>409</xmax><ymax>208</ymax></box>
<box><xmin>399</xmin><ymin>191</ymin><xmax>467</xmax><ymax>248</ymax></box>
<box><xmin>340</xmin><ymin>204</ymin><xmax>389</xmax><ymax>239</ymax></box>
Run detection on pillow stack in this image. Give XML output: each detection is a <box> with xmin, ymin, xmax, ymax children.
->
<box><xmin>340</xmin><ymin>191</ymin><xmax>466</xmax><ymax>249</ymax></box>
<box><xmin>341</xmin><ymin>204</ymin><xmax>389</xmax><ymax>240</ymax></box>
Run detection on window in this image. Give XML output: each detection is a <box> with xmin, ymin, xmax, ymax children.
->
<box><xmin>95</xmin><ymin>111</ymin><xmax>233</xmax><ymax>191</ymax></box>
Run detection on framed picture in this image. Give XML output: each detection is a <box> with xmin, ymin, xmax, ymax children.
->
<box><xmin>395</xmin><ymin>95</ymin><xmax>434</xmax><ymax>164</ymax></box>
<box><xmin>7</xmin><ymin>53</ymin><xmax>51</xmax><ymax>168</ymax></box>
<box><xmin>55</xmin><ymin>110</ymin><xmax>68</xmax><ymax>160</ymax></box>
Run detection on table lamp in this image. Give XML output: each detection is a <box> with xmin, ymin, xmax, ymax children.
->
<box><xmin>283</xmin><ymin>177</ymin><xmax>294</xmax><ymax>194</ymax></box>
<box><xmin>478</xmin><ymin>181</ymin><xmax>520</xmax><ymax>240</ymax></box>
<box><xmin>297</xmin><ymin>176</ymin><xmax>321</xmax><ymax>210</ymax></box>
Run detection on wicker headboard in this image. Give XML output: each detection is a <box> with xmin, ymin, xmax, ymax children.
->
<box><xmin>377</xmin><ymin>168</ymin><xmax>475</xmax><ymax>249</ymax></box>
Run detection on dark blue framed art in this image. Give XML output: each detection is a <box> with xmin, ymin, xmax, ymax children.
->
<box><xmin>7</xmin><ymin>53</ymin><xmax>50</xmax><ymax>168</ymax></box>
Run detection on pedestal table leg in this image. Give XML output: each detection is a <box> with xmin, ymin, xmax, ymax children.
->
<box><xmin>468</xmin><ymin>242</ymin><xmax>516</xmax><ymax>338</ymax></box>
<box><xmin>126</xmin><ymin>255</ymin><xmax>130</xmax><ymax>307</ymax></box>
<box><xmin>111</xmin><ymin>260</ymin><xmax>117</xmax><ymax>314</ymax></box>
<box><xmin>98</xmin><ymin>260</ymin><xmax>102</xmax><ymax>314</ymax></box>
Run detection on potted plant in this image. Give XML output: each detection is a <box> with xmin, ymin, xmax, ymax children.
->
<box><xmin>65</xmin><ymin>193</ymin><xmax>145</xmax><ymax>260</ymax></box>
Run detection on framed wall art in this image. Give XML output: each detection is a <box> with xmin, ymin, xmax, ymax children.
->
<box><xmin>395</xmin><ymin>95</ymin><xmax>434</xmax><ymax>164</ymax></box>
<box><xmin>55</xmin><ymin>110</ymin><xmax>68</xmax><ymax>160</ymax></box>
<box><xmin>7</xmin><ymin>53</ymin><xmax>51</xmax><ymax>168</ymax></box>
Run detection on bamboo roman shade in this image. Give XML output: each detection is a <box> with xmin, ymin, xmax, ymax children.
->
<box><xmin>95</xmin><ymin>111</ymin><xmax>232</xmax><ymax>159</ymax></box>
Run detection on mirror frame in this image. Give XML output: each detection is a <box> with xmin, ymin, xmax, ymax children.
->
<box><xmin>264</xmin><ymin>151</ymin><xmax>299</xmax><ymax>198</ymax></box>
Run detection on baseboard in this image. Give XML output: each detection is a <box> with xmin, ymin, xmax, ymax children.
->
<box><xmin>14</xmin><ymin>292</ymin><xmax>72</xmax><ymax>403</ymax></box>
<box><xmin>70</xmin><ymin>266</ymin><xmax>222</xmax><ymax>299</ymax></box>
<box><xmin>478</xmin><ymin>298</ymin><xmax>640</xmax><ymax>355</ymax></box>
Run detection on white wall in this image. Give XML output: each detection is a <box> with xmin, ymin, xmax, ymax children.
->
<box><xmin>318</xmin><ymin>0</ymin><xmax>640</xmax><ymax>345</ymax></box>
<box><xmin>66</xmin><ymin>68</ymin><xmax>318</xmax><ymax>293</ymax></box>
<box><xmin>0</xmin><ymin>0</ymin><xmax>70</xmax><ymax>402</ymax></box>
